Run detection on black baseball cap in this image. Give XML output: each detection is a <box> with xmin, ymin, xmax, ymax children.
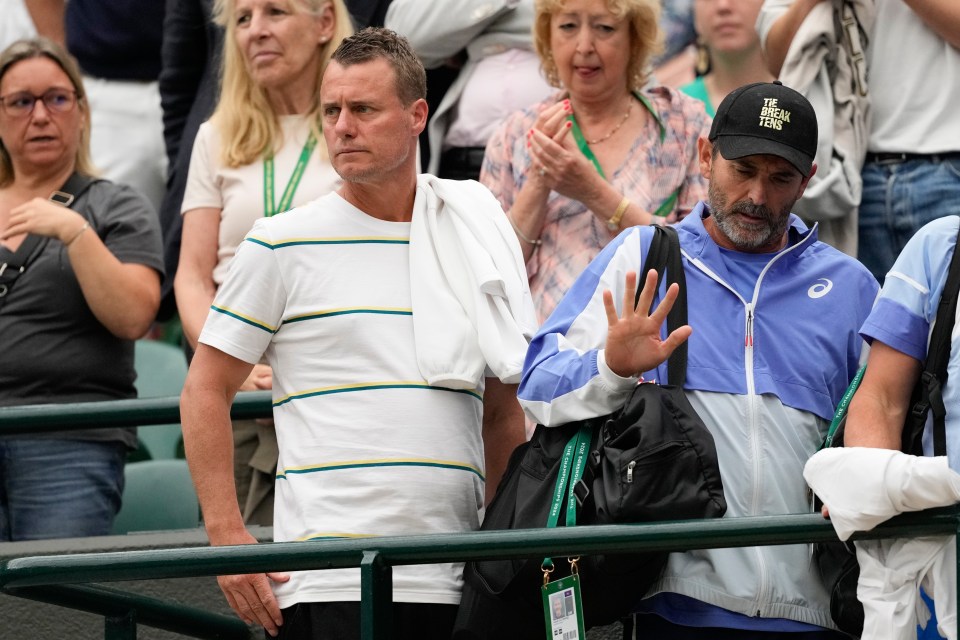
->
<box><xmin>708</xmin><ymin>81</ymin><xmax>817</xmax><ymax>176</ymax></box>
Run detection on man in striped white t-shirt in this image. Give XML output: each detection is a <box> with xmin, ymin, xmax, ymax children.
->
<box><xmin>180</xmin><ymin>28</ymin><xmax>534</xmax><ymax>640</ymax></box>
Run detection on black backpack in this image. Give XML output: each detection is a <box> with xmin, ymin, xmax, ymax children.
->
<box><xmin>816</xmin><ymin>221</ymin><xmax>960</xmax><ymax>637</ymax></box>
<box><xmin>452</xmin><ymin>225</ymin><xmax>726</xmax><ymax>638</ymax></box>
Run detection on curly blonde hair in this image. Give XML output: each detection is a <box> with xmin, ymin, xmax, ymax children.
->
<box><xmin>0</xmin><ymin>38</ymin><xmax>96</xmax><ymax>187</ymax></box>
<box><xmin>211</xmin><ymin>0</ymin><xmax>354</xmax><ymax>168</ymax></box>
<box><xmin>533</xmin><ymin>0</ymin><xmax>663</xmax><ymax>92</ymax></box>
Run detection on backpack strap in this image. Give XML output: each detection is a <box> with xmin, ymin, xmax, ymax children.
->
<box><xmin>902</xmin><ymin>221</ymin><xmax>960</xmax><ymax>456</ymax></box>
<box><xmin>0</xmin><ymin>173</ymin><xmax>98</xmax><ymax>312</ymax></box>
<box><xmin>634</xmin><ymin>224</ymin><xmax>687</xmax><ymax>385</ymax></box>
<box><xmin>569</xmin><ymin>225</ymin><xmax>689</xmax><ymax>509</ymax></box>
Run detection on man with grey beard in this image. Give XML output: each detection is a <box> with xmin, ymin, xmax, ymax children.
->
<box><xmin>517</xmin><ymin>81</ymin><xmax>879</xmax><ymax>637</ymax></box>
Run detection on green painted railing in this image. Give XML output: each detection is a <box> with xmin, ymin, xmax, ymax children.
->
<box><xmin>0</xmin><ymin>391</ymin><xmax>271</xmax><ymax>435</ymax></box>
<box><xmin>3</xmin><ymin>511</ymin><xmax>959</xmax><ymax>639</ymax></box>
<box><xmin>2</xmin><ymin>397</ymin><xmax>959</xmax><ymax>639</ymax></box>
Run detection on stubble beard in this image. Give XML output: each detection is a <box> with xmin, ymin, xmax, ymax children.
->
<box><xmin>708</xmin><ymin>180</ymin><xmax>791</xmax><ymax>252</ymax></box>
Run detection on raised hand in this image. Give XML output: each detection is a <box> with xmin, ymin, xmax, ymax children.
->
<box><xmin>528</xmin><ymin>117</ymin><xmax>605</xmax><ymax>203</ymax></box>
<box><xmin>602</xmin><ymin>269</ymin><xmax>693</xmax><ymax>379</ymax></box>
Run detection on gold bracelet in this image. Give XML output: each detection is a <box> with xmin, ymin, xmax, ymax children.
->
<box><xmin>507</xmin><ymin>212</ymin><xmax>542</xmax><ymax>246</ymax></box>
<box><xmin>66</xmin><ymin>221</ymin><xmax>90</xmax><ymax>247</ymax></box>
<box><xmin>607</xmin><ymin>196</ymin><xmax>630</xmax><ymax>231</ymax></box>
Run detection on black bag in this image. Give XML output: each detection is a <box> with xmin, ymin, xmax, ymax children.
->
<box><xmin>815</xmin><ymin>221</ymin><xmax>960</xmax><ymax>638</ymax></box>
<box><xmin>453</xmin><ymin>225</ymin><xmax>726</xmax><ymax>638</ymax></box>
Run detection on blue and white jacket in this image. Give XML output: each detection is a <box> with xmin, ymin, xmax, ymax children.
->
<box><xmin>519</xmin><ymin>204</ymin><xmax>879</xmax><ymax>628</ymax></box>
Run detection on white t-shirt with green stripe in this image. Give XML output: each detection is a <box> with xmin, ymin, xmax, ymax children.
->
<box><xmin>199</xmin><ymin>192</ymin><xmax>485</xmax><ymax>607</ymax></box>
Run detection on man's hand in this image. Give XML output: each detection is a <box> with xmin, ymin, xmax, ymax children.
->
<box><xmin>603</xmin><ymin>269</ymin><xmax>693</xmax><ymax>379</ymax></box>
<box><xmin>213</xmin><ymin>529</ymin><xmax>290</xmax><ymax>637</ymax></box>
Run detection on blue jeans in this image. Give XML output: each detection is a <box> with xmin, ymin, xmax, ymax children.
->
<box><xmin>0</xmin><ymin>439</ymin><xmax>126</xmax><ymax>541</ymax></box>
<box><xmin>858</xmin><ymin>155</ymin><xmax>960</xmax><ymax>283</ymax></box>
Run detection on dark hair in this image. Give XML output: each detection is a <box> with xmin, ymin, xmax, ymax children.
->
<box><xmin>330</xmin><ymin>27</ymin><xmax>426</xmax><ymax>105</ymax></box>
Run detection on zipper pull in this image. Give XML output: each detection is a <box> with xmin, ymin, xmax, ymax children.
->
<box><xmin>626</xmin><ymin>460</ymin><xmax>636</xmax><ymax>483</ymax></box>
<box><xmin>745</xmin><ymin>306</ymin><xmax>754</xmax><ymax>348</ymax></box>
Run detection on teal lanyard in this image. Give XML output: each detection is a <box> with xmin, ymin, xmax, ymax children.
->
<box><xmin>822</xmin><ymin>364</ymin><xmax>867</xmax><ymax>449</ymax></box>
<box><xmin>567</xmin><ymin>116</ymin><xmax>606</xmax><ymax>178</ymax></box>
<box><xmin>262</xmin><ymin>131</ymin><xmax>317</xmax><ymax>217</ymax></box>
<box><xmin>543</xmin><ymin>424</ymin><xmax>594</xmax><ymax>571</ymax></box>
<box><xmin>565</xmin><ymin>92</ymin><xmax>677</xmax><ymax>219</ymax></box>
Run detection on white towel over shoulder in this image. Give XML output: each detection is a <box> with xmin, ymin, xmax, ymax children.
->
<box><xmin>408</xmin><ymin>175</ymin><xmax>538</xmax><ymax>388</ymax></box>
<box><xmin>804</xmin><ymin>447</ymin><xmax>960</xmax><ymax>640</ymax></box>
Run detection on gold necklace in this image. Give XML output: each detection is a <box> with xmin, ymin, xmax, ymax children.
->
<box><xmin>586</xmin><ymin>99</ymin><xmax>633</xmax><ymax>145</ymax></box>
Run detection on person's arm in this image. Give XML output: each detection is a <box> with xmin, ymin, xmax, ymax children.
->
<box><xmin>24</xmin><ymin>0</ymin><xmax>65</xmax><ymax>45</ymax></box>
<box><xmin>481</xmin><ymin>111</ymin><xmax>548</xmax><ymax>262</ymax></box>
<box><xmin>844</xmin><ymin>341</ymin><xmax>923</xmax><ymax>450</ymax></box>
<box><xmin>481</xmin><ymin>379</ymin><xmax>526</xmax><ymax>505</ymax></box>
<box><xmin>526</xmin><ymin>103</ymin><xmax>662</xmax><ymax>235</ymax></box>
<box><xmin>3</xmin><ymin>197</ymin><xmax>160</xmax><ymax>339</ymax></box>
<box><xmin>762</xmin><ymin>0</ymin><xmax>826</xmax><ymax>77</ymax></box>
<box><xmin>519</xmin><ymin>233</ymin><xmax>690</xmax><ymax>426</ymax></box>
<box><xmin>175</xmin><ymin>208</ymin><xmax>221</xmax><ymax>349</ymax></box>
<box><xmin>901</xmin><ymin>0</ymin><xmax>960</xmax><ymax>50</ymax></box>
<box><xmin>180</xmin><ymin>344</ymin><xmax>288</xmax><ymax>636</ymax></box>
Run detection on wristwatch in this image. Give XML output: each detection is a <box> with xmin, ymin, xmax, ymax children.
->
<box><xmin>607</xmin><ymin>197</ymin><xmax>630</xmax><ymax>231</ymax></box>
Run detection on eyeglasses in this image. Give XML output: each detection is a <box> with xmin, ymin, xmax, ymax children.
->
<box><xmin>0</xmin><ymin>89</ymin><xmax>78</xmax><ymax>118</ymax></box>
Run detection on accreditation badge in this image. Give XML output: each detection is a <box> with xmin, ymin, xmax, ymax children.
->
<box><xmin>541</xmin><ymin>573</ymin><xmax>586</xmax><ymax>640</ymax></box>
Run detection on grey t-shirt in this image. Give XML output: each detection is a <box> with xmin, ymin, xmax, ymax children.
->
<box><xmin>0</xmin><ymin>180</ymin><xmax>164</xmax><ymax>446</ymax></box>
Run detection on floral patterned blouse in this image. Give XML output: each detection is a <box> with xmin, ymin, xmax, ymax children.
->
<box><xmin>481</xmin><ymin>85</ymin><xmax>711</xmax><ymax>323</ymax></box>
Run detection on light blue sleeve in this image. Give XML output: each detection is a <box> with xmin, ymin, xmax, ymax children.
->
<box><xmin>860</xmin><ymin>216</ymin><xmax>960</xmax><ymax>362</ymax></box>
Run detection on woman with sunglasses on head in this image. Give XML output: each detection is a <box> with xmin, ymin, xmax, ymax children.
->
<box><xmin>0</xmin><ymin>38</ymin><xmax>164</xmax><ymax>541</ymax></box>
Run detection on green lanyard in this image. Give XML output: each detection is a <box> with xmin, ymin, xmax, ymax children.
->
<box><xmin>822</xmin><ymin>364</ymin><xmax>867</xmax><ymax>449</ymax></box>
<box><xmin>565</xmin><ymin>93</ymin><xmax>677</xmax><ymax>219</ymax></box>
<box><xmin>262</xmin><ymin>131</ymin><xmax>317</xmax><ymax>217</ymax></box>
<box><xmin>543</xmin><ymin>424</ymin><xmax>594</xmax><ymax>571</ymax></box>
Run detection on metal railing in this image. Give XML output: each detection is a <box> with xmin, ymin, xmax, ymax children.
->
<box><xmin>3</xmin><ymin>511</ymin><xmax>960</xmax><ymax>639</ymax></box>
<box><xmin>2</xmin><ymin>397</ymin><xmax>959</xmax><ymax>639</ymax></box>
<box><xmin>0</xmin><ymin>391</ymin><xmax>271</xmax><ymax>435</ymax></box>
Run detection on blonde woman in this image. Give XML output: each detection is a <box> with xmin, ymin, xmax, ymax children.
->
<box><xmin>174</xmin><ymin>0</ymin><xmax>352</xmax><ymax>525</ymax></box>
<box><xmin>482</xmin><ymin>0</ymin><xmax>710</xmax><ymax>323</ymax></box>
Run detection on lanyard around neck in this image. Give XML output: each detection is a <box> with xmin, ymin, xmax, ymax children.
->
<box><xmin>263</xmin><ymin>131</ymin><xmax>317</xmax><ymax>217</ymax></box>
<box><xmin>566</xmin><ymin>92</ymin><xmax>664</xmax><ymax>181</ymax></box>
<box><xmin>566</xmin><ymin>93</ymin><xmax>678</xmax><ymax>220</ymax></box>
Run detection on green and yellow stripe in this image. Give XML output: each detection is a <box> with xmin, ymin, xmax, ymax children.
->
<box><xmin>277</xmin><ymin>457</ymin><xmax>484</xmax><ymax>481</ymax></box>
<box><xmin>209</xmin><ymin>305</ymin><xmax>278</xmax><ymax>334</ymax></box>
<box><xmin>246</xmin><ymin>235</ymin><xmax>409</xmax><ymax>250</ymax></box>
<box><xmin>273</xmin><ymin>380</ymin><xmax>482</xmax><ymax>407</ymax></box>
<box><xmin>296</xmin><ymin>532</ymin><xmax>380</xmax><ymax>542</ymax></box>
<box><xmin>283</xmin><ymin>307</ymin><xmax>412</xmax><ymax>325</ymax></box>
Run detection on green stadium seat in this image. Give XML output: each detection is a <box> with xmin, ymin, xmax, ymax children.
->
<box><xmin>133</xmin><ymin>339</ymin><xmax>189</xmax><ymax>460</ymax></box>
<box><xmin>112</xmin><ymin>459</ymin><xmax>201</xmax><ymax>534</ymax></box>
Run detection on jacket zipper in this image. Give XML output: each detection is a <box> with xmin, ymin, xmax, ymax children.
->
<box><xmin>744</xmin><ymin>301</ymin><xmax>768</xmax><ymax>613</ymax></box>
<box><xmin>684</xmin><ymin>237</ymin><xmax>809</xmax><ymax>616</ymax></box>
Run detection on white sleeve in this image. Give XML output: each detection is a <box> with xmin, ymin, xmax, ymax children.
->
<box><xmin>198</xmin><ymin>219</ymin><xmax>287</xmax><ymax>364</ymax></box>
